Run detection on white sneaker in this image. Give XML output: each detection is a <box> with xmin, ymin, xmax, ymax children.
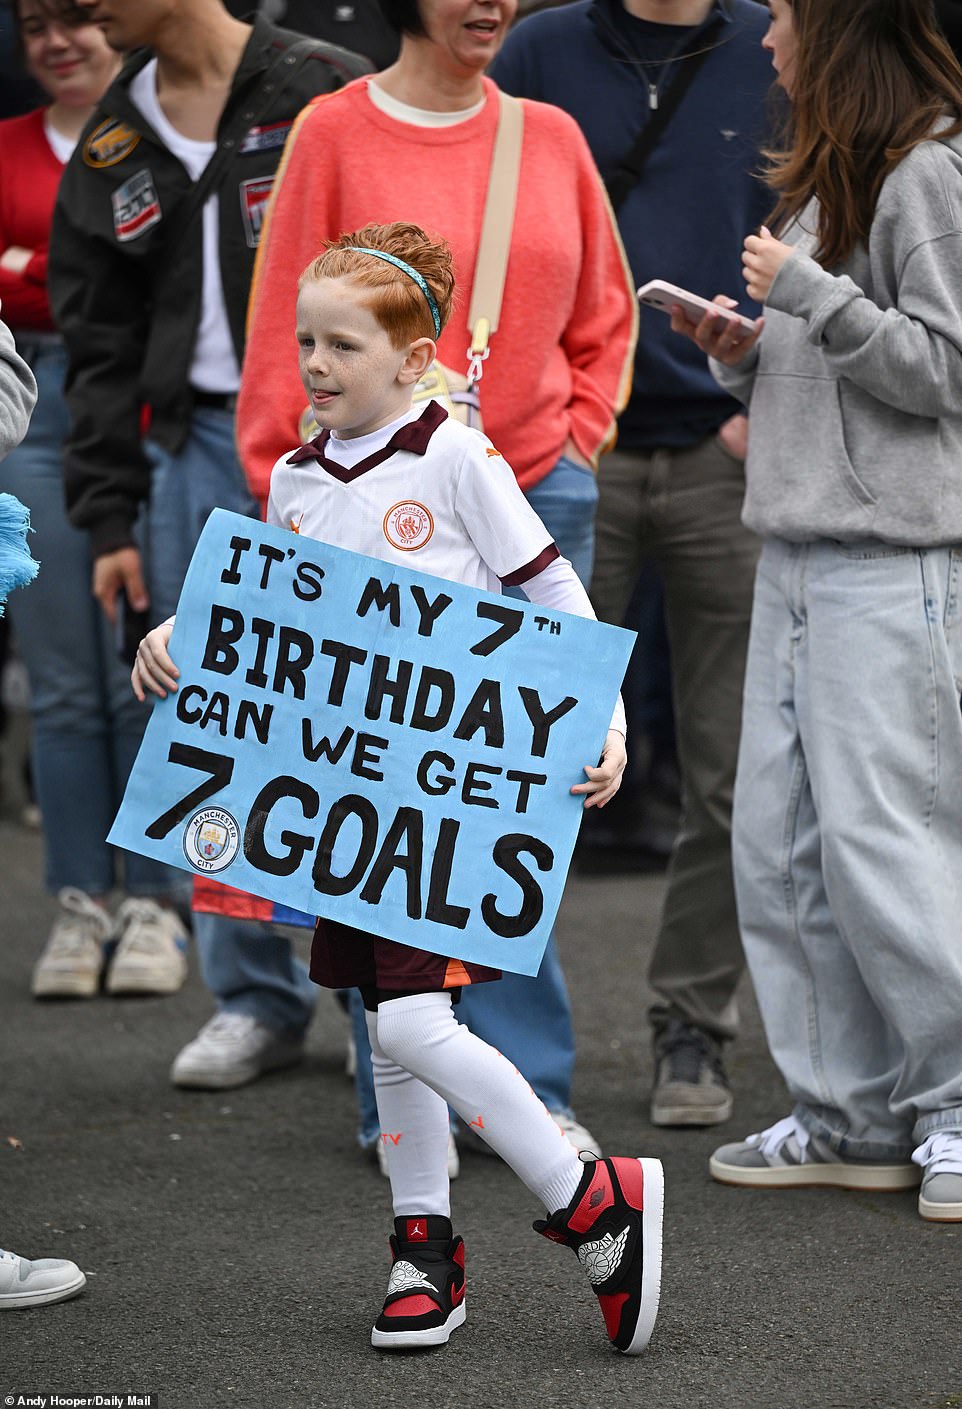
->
<box><xmin>0</xmin><ymin>1247</ymin><xmax>86</xmax><ymax>1309</ymax></box>
<box><xmin>171</xmin><ymin>1012</ymin><xmax>305</xmax><ymax>1089</ymax></box>
<box><xmin>105</xmin><ymin>898</ymin><xmax>188</xmax><ymax>995</ymax></box>
<box><xmin>31</xmin><ymin>888</ymin><xmax>111</xmax><ymax>998</ymax></box>
<box><xmin>376</xmin><ymin>1130</ymin><xmax>460</xmax><ymax>1180</ymax></box>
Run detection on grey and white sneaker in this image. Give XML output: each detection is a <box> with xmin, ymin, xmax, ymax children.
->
<box><xmin>31</xmin><ymin>888</ymin><xmax>111</xmax><ymax>998</ymax></box>
<box><xmin>171</xmin><ymin>1012</ymin><xmax>304</xmax><ymax>1089</ymax></box>
<box><xmin>913</xmin><ymin>1131</ymin><xmax>962</xmax><ymax>1222</ymax></box>
<box><xmin>105</xmin><ymin>898</ymin><xmax>188</xmax><ymax>995</ymax></box>
<box><xmin>711</xmin><ymin>1114</ymin><xmax>920</xmax><ymax>1191</ymax></box>
<box><xmin>0</xmin><ymin>1248</ymin><xmax>86</xmax><ymax>1309</ymax></box>
<box><xmin>651</xmin><ymin>1019</ymin><xmax>733</xmax><ymax>1127</ymax></box>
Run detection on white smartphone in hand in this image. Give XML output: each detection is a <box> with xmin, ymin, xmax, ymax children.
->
<box><xmin>637</xmin><ymin>279</ymin><xmax>759</xmax><ymax>333</ymax></box>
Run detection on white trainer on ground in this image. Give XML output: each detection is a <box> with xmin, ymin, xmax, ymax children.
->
<box><xmin>105</xmin><ymin>898</ymin><xmax>188</xmax><ymax>995</ymax></box>
<box><xmin>0</xmin><ymin>1247</ymin><xmax>86</xmax><ymax>1309</ymax></box>
<box><xmin>31</xmin><ymin>888</ymin><xmax>112</xmax><ymax>998</ymax></box>
<box><xmin>171</xmin><ymin>1012</ymin><xmax>305</xmax><ymax>1089</ymax></box>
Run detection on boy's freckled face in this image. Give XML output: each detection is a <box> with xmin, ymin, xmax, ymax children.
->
<box><xmin>296</xmin><ymin>276</ymin><xmax>412</xmax><ymax>441</ymax></box>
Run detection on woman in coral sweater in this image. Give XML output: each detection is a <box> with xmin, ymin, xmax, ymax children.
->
<box><xmin>235</xmin><ymin>0</ymin><xmax>637</xmax><ymax>1166</ymax></box>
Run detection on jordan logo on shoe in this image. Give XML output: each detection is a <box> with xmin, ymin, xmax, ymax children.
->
<box><xmin>577</xmin><ymin>1225</ymin><xmax>630</xmax><ymax>1286</ymax></box>
<box><xmin>387</xmin><ymin>1260</ymin><xmax>439</xmax><ymax>1296</ymax></box>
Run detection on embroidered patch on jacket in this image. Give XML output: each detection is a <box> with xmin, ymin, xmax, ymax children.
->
<box><xmin>383</xmin><ymin>501</ymin><xmax>434</xmax><ymax>552</ymax></box>
<box><xmin>84</xmin><ymin>117</ymin><xmax>141</xmax><ymax>168</ymax></box>
<box><xmin>239</xmin><ymin>176</ymin><xmax>275</xmax><ymax>249</ymax></box>
<box><xmin>239</xmin><ymin>120</ymin><xmax>293</xmax><ymax>155</ymax></box>
<box><xmin>112</xmin><ymin>169</ymin><xmax>162</xmax><ymax>243</ymax></box>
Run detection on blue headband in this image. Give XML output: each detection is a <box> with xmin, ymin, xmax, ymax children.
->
<box><xmin>346</xmin><ymin>247</ymin><xmax>441</xmax><ymax>339</ymax></box>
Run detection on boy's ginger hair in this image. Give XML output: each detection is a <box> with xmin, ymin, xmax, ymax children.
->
<box><xmin>299</xmin><ymin>222</ymin><xmax>456</xmax><ymax>349</ymax></box>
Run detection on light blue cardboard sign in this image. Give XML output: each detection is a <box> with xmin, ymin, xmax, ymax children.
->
<box><xmin>110</xmin><ymin>509</ymin><xmax>634</xmax><ymax>977</ymax></box>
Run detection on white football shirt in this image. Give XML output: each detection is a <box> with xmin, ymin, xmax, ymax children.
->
<box><xmin>266</xmin><ymin>403</ymin><xmax>558</xmax><ymax>592</ymax></box>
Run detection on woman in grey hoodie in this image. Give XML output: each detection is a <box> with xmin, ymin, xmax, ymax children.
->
<box><xmin>672</xmin><ymin>0</ymin><xmax>962</xmax><ymax>1223</ymax></box>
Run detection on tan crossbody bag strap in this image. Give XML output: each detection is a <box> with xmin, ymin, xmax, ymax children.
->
<box><xmin>466</xmin><ymin>91</ymin><xmax>524</xmax><ymax>366</ymax></box>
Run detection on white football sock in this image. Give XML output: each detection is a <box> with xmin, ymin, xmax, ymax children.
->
<box><xmin>376</xmin><ymin>991</ymin><xmax>583</xmax><ymax>1214</ymax></box>
<box><xmin>366</xmin><ymin>1009</ymin><xmax>452</xmax><ymax>1218</ymax></box>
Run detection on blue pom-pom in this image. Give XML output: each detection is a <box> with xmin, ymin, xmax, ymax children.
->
<box><xmin>0</xmin><ymin>492</ymin><xmax>39</xmax><ymax>615</ymax></box>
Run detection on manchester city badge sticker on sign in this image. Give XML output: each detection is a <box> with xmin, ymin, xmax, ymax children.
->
<box><xmin>183</xmin><ymin>807</ymin><xmax>241</xmax><ymax>874</ymax></box>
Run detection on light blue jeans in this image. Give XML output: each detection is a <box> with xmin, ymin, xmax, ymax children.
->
<box><xmin>148</xmin><ymin>407</ymin><xmax>316</xmax><ymax>1036</ymax></box>
<box><xmin>734</xmin><ymin>539</ymin><xmax>962</xmax><ymax>1159</ymax></box>
<box><xmin>1</xmin><ymin>339</ymin><xmax>170</xmax><ymax>897</ymax></box>
<box><xmin>350</xmin><ymin>453</ymin><xmax>598</xmax><ymax>1141</ymax></box>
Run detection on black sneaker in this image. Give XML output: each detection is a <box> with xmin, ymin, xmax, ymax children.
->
<box><xmin>534</xmin><ymin>1156</ymin><xmax>664</xmax><ymax>1355</ymax></box>
<box><xmin>651</xmin><ymin>1018</ymin><xmax>733</xmax><ymax>1126</ymax></box>
<box><xmin>371</xmin><ymin>1216</ymin><xmax>466</xmax><ymax>1350</ymax></box>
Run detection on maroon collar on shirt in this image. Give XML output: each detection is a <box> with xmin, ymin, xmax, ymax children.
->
<box><xmin>285</xmin><ymin>400</ymin><xmax>448</xmax><ymax>483</ymax></box>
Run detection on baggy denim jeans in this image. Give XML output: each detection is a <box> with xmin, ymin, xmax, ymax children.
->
<box><xmin>734</xmin><ymin>539</ymin><xmax>962</xmax><ymax>1158</ymax></box>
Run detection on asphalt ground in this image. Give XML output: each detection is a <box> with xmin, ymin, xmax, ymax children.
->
<box><xmin>1</xmin><ymin>733</ymin><xmax>961</xmax><ymax>1409</ymax></box>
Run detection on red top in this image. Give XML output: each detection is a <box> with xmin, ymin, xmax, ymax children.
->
<box><xmin>0</xmin><ymin>108</ymin><xmax>65</xmax><ymax>331</ymax></box>
<box><xmin>237</xmin><ymin>76</ymin><xmax>637</xmax><ymax>507</ymax></box>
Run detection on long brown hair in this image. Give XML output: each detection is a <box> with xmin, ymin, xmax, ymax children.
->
<box><xmin>765</xmin><ymin>0</ymin><xmax>962</xmax><ymax>266</ymax></box>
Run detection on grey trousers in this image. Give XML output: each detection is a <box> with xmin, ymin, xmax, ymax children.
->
<box><xmin>590</xmin><ymin>433</ymin><xmax>759</xmax><ymax>1043</ymax></box>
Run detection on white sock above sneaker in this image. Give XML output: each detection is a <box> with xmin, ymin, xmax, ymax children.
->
<box><xmin>366</xmin><ymin>1009</ymin><xmax>452</xmax><ymax>1218</ymax></box>
<box><xmin>375</xmin><ymin>992</ymin><xmax>583</xmax><ymax>1214</ymax></box>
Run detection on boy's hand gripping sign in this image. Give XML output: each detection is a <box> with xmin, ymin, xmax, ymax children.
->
<box><xmin>110</xmin><ymin>510</ymin><xmax>634</xmax><ymax>976</ymax></box>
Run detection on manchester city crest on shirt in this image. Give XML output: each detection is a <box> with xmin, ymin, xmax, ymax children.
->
<box><xmin>183</xmin><ymin>807</ymin><xmax>240</xmax><ymax>873</ymax></box>
<box><xmin>383</xmin><ymin>500</ymin><xmax>435</xmax><ymax>551</ymax></box>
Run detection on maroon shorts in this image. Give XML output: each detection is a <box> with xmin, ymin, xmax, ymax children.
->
<box><xmin>310</xmin><ymin>917</ymin><xmax>501</xmax><ymax>993</ymax></box>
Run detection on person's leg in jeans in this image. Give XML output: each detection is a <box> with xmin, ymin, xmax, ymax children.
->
<box><xmin>591</xmin><ymin>437</ymin><xmax>757</xmax><ymax>1126</ymax></box>
<box><xmin>2</xmin><ymin>342</ymin><xmax>176</xmax><ymax>996</ymax></box>
<box><xmin>148</xmin><ymin>408</ymin><xmax>316</xmax><ymax>1083</ymax></box>
<box><xmin>456</xmin><ymin>454</ymin><xmax>597</xmax><ymax>1135</ymax></box>
<box><xmin>716</xmin><ymin>541</ymin><xmax>962</xmax><ymax>1208</ymax></box>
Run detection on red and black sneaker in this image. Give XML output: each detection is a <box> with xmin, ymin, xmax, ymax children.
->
<box><xmin>534</xmin><ymin>1156</ymin><xmax>664</xmax><ymax>1355</ymax></box>
<box><xmin>370</xmin><ymin>1215</ymin><xmax>466</xmax><ymax>1350</ymax></box>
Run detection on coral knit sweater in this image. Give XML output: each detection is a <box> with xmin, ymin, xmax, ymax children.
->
<box><xmin>0</xmin><ymin>109</ymin><xmax>63</xmax><ymax>331</ymax></box>
<box><xmin>237</xmin><ymin>76</ymin><xmax>637</xmax><ymax>507</ymax></box>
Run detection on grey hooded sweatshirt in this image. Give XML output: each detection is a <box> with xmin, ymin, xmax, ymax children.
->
<box><xmin>0</xmin><ymin>320</ymin><xmax>36</xmax><ymax>460</ymax></box>
<box><xmin>714</xmin><ymin>129</ymin><xmax>962</xmax><ymax>545</ymax></box>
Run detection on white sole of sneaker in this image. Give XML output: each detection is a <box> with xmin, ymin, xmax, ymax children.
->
<box><xmin>918</xmin><ymin>1194</ymin><xmax>962</xmax><ymax>1222</ymax></box>
<box><xmin>32</xmin><ymin>975</ymin><xmax>100</xmax><ymax>998</ymax></box>
<box><xmin>0</xmin><ymin>1269</ymin><xmax>86</xmax><ymax>1309</ymax></box>
<box><xmin>171</xmin><ymin>1049</ymin><xmax>303</xmax><ymax>1089</ymax></box>
<box><xmin>106</xmin><ymin>972</ymin><xmax>186</xmax><ymax>995</ymax></box>
<box><xmin>619</xmin><ymin>1157</ymin><xmax>664</xmax><ymax>1356</ymax></box>
<box><xmin>709</xmin><ymin>1157</ymin><xmax>921</xmax><ymax>1191</ymax></box>
<box><xmin>370</xmin><ymin>1300</ymin><xmax>465</xmax><ymax>1349</ymax></box>
<box><xmin>650</xmin><ymin>1098</ymin><xmax>734</xmax><ymax>1127</ymax></box>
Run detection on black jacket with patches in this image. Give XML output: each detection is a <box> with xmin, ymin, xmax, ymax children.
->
<box><xmin>49</xmin><ymin>16</ymin><xmax>369</xmax><ymax>557</ymax></box>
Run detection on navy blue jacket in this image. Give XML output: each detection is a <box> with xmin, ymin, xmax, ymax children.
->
<box><xmin>491</xmin><ymin>0</ymin><xmax>774</xmax><ymax>448</ymax></box>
